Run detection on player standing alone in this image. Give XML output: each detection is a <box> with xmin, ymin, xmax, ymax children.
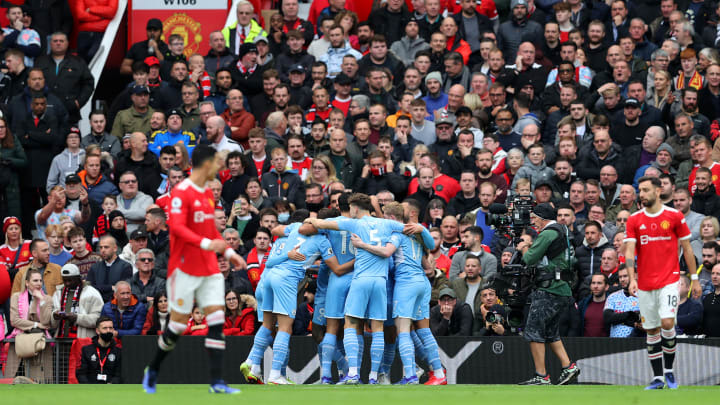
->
<box><xmin>143</xmin><ymin>145</ymin><xmax>244</xmax><ymax>394</ymax></box>
<box><xmin>624</xmin><ymin>176</ymin><xmax>696</xmax><ymax>390</ymax></box>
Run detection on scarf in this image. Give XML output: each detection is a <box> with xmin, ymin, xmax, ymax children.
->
<box><xmin>236</xmin><ymin>61</ymin><xmax>257</xmax><ymax>75</ymax></box>
<box><xmin>282</xmin><ymin>18</ymin><xmax>302</xmax><ymax>34</ymax></box>
<box><xmin>57</xmin><ymin>286</ymin><xmax>81</xmax><ymax>338</ymax></box>
<box><xmin>6</xmin><ymin>290</ymin><xmax>51</xmax><ymax>340</ymax></box>
<box><xmin>246</xmin><ymin>247</ymin><xmax>270</xmax><ymax>290</ymax></box>
<box><xmin>198</xmin><ymin>70</ymin><xmax>212</xmax><ymax>98</ymax></box>
<box><xmin>675</xmin><ymin>71</ymin><xmax>703</xmax><ymax>90</ymax></box>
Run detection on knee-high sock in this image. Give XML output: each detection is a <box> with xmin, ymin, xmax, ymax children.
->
<box><xmin>380</xmin><ymin>341</ymin><xmax>396</xmax><ymax>374</ymax></box>
<box><xmin>398</xmin><ymin>332</ymin><xmax>415</xmax><ymax>378</ymax></box>
<box><xmin>356</xmin><ymin>333</ymin><xmax>365</xmax><ymax>370</ymax></box>
<box><xmin>343</xmin><ymin>328</ymin><xmax>359</xmax><ymax>376</ymax></box>
<box><xmin>320</xmin><ymin>333</ymin><xmax>337</xmax><ymax>378</ymax></box>
<box><xmin>248</xmin><ymin>326</ymin><xmax>274</xmax><ymax>366</ymax></box>
<box><xmin>661</xmin><ymin>328</ymin><xmax>677</xmax><ymax>372</ymax></box>
<box><xmin>269</xmin><ymin>331</ymin><xmax>290</xmax><ymax>380</ymax></box>
<box><xmin>369</xmin><ymin>331</ymin><xmax>384</xmax><ymax>380</ymax></box>
<box><xmin>148</xmin><ymin>320</ymin><xmax>186</xmax><ymax>371</ymax></box>
<box><xmin>410</xmin><ymin>330</ymin><xmax>428</xmax><ymax>363</ymax></box>
<box><xmin>647</xmin><ymin>332</ymin><xmax>663</xmax><ymax>378</ymax></box>
<box><xmin>205</xmin><ymin>310</ymin><xmax>226</xmax><ymax>383</ymax></box>
<box><xmin>416</xmin><ymin>327</ymin><xmax>443</xmax><ymax>377</ymax></box>
<box><xmin>334</xmin><ymin>347</ymin><xmax>349</xmax><ymax>375</ymax></box>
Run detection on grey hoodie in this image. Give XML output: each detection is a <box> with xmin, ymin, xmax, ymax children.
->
<box><xmin>46</xmin><ymin>148</ymin><xmax>86</xmax><ymax>192</ymax></box>
<box><xmin>390</xmin><ymin>36</ymin><xmax>430</xmax><ymax>67</ymax></box>
<box><xmin>511</xmin><ymin>155</ymin><xmax>554</xmax><ymax>191</ymax></box>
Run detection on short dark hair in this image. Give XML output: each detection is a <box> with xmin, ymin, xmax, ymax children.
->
<box><xmin>463</xmin><ymin>225</ymin><xmax>485</xmax><ymax>240</ymax></box>
<box><xmin>584</xmin><ymin>220</ymin><xmax>603</xmax><ymax>233</ymax></box>
<box><xmin>96</xmin><ymin>316</ymin><xmax>114</xmax><ymax>328</ymax></box>
<box><xmin>191</xmin><ymin>144</ymin><xmax>217</xmax><ymax>167</ymax></box>
<box><xmin>638</xmin><ymin>176</ymin><xmax>662</xmax><ymax>188</ymax></box>
<box><xmin>160</xmin><ymin>145</ymin><xmax>176</xmax><ymax>156</ymax></box>
<box><xmin>338</xmin><ymin>192</ymin><xmax>351</xmax><ymax>212</ymax></box>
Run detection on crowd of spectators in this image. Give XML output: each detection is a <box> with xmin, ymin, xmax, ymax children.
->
<box><xmin>5</xmin><ymin>0</ymin><xmax>720</xmax><ymax>383</ymax></box>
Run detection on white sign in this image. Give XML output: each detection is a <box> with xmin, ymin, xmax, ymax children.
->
<box><xmin>132</xmin><ymin>0</ymin><xmax>227</xmax><ymax>10</ymax></box>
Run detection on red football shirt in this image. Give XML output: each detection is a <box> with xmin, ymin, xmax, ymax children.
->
<box><xmin>168</xmin><ymin>179</ymin><xmax>223</xmax><ymax>278</ymax></box>
<box><xmin>407</xmin><ymin>174</ymin><xmax>461</xmax><ymax>202</ymax></box>
<box><xmin>0</xmin><ymin>241</ymin><xmax>32</xmax><ymax>269</ymax></box>
<box><xmin>624</xmin><ymin>206</ymin><xmax>691</xmax><ymax>291</ymax></box>
<box><xmin>688</xmin><ymin>162</ymin><xmax>720</xmax><ymax>195</ymax></box>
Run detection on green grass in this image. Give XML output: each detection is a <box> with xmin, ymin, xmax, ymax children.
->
<box><xmin>2</xmin><ymin>384</ymin><xmax>720</xmax><ymax>405</ymax></box>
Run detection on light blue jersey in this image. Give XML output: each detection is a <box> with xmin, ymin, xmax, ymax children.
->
<box><xmin>336</xmin><ymin>216</ymin><xmax>405</xmax><ymax>279</ymax></box>
<box><xmin>319</xmin><ymin>216</ymin><xmax>356</xmax><ymax>322</ymax></box>
<box><xmin>389</xmin><ymin>227</ymin><xmax>435</xmax><ymax>283</ymax></box>
<box><xmin>390</xmin><ymin>227</ymin><xmax>435</xmax><ymax>321</ymax></box>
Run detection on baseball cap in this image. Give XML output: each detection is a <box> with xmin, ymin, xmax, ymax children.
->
<box><xmin>254</xmin><ymin>35</ymin><xmax>268</xmax><ymax>44</ymax></box>
<box><xmin>166</xmin><ymin>109</ymin><xmax>183</xmax><ymax>120</ymax></box>
<box><xmin>61</xmin><ymin>263</ymin><xmax>81</xmax><ymax>278</ymax></box>
<box><xmin>334</xmin><ymin>72</ymin><xmax>353</xmax><ymax>85</ymax></box>
<box><xmin>534</xmin><ymin>179</ymin><xmax>553</xmax><ymax>189</ymax></box>
<box><xmin>532</xmin><ymin>203</ymin><xmax>556</xmax><ymax>220</ymax></box>
<box><xmin>624</xmin><ymin>98</ymin><xmax>641</xmax><ymax>108</ymax></box>
<box><xmin>144</xmin><ymin>56</ymin><xmax>160</xmax><ymax>67</ymax></box>
<box><xmin>130</xmin><ymin>229</ymin><xmax>148</xmax><ymax>240</ymax></box>
<box><xmin>456</xmin><ymin>106</ymin><xmax>472</xmax><ymax>116</ymax></box>
<box><xmin>511</xmin><ymin>0</ymin><xmax>529</xmax><ymax>9</ymax></box>
<box><xmin>131</xmin><ymin>85</ymin><xmax>150</xmax><ymax>95</ymax></box>
<box><xmin>239</xmin><ymin>43</ymin><xmax>258</xmax><ymax>58</ymax></box>
<box><xmin>438</xmin><ymin>288</ymin><xmax>457</xmax><ymax>299</ymax></box>
<box><xmin>289</xmin><ymin>64</ymin><xmax>306</xmax><ymax>74</ymax></box>
<box><xmin>436</xmin><ymin>113</ymin><xmax>455</xmax><ymax>127</ymax></box>
<box><xmin>65</xmin><ymin>173</ymin><xmax>81</xmax><ymax>185</ymax></box>
<box><xmin>146</xmin><ymin>18</ymin><xmax>163</xmax><ymax>30</ymax></box>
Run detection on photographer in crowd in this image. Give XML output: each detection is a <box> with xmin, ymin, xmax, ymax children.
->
<box><xmin>514</xmin><ymin>203</ymin><xmax>580</xmax><ymax>386</ymax></box>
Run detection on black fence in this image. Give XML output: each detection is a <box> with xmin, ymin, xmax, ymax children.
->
<box><xmin>120</xmin><ymin>336</ymin><xmax>720</xmax><ymax>385</ymax></box>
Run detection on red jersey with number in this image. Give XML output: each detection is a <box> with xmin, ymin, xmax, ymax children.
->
<box><xmin>688</xmin><ymin>162</ymin><xmax>720</xmax><ymax>195</ymax></box>
<box><xmin>168</xmin><ymin>179</ymin><xmax>222</xmax><ymax>278</ymax></box>
<box><xmin>0</xmin><ymin>241</ymin><xmax>32</xmax><ymax>269</ymax></box>
<box><xmin>624</xmin><ymin>206</ymin><xmax>691</xmax><ymax>291</ymax></box>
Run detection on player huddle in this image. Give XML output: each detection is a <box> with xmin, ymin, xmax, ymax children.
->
<box><xmin>240</xmin><ymin>193</ymin><xmax>446</xmax><ymax>385</ymax></box>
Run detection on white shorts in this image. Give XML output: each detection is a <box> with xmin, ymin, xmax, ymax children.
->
<box><xmin>167</xmin><ymin>268</ymin><xmax>225</xmax><ymax>314</ymax></box>
<box><xmin>638</xmin><ymin>281</ymin><xmax>679</xmax><ymax>330</ymax></box>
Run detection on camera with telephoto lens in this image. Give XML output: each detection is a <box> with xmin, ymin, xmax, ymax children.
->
<box><xmin>485</xmin><ymin>311</ymin><xmax>502</xmax><ymax>324</ymax></box>
<box><xmin>485</xmin><ymin>195</ymin><xmax>538</xmax><ymax>330</ymax></box>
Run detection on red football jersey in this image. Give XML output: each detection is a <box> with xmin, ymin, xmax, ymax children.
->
<box><xmin>688</xmin><ymin>162</ymin><xmax>720</xmax><ymax>196</ymax></box>
<box><xmin>168</xmin><ymin>179</ymin><xmax>222</xmax><ymax>278</ymax></box>
<box><xmin>291</xmin><ymin>157</ymin><xmax>313</xmax><ymax>181</ymax></box>
<box><xmin>407</xmin><ymin>174</ymin><xmax>461</xmax><ymax>203</ymax></box>
<box><xmin>624</xmin><ymin>206</ymin><xmax>691</xmax><ymax>291</ymax></box>
<box><xmin>0</xmin><ymin>241</ymin><xmax>32</xmax><ymax>269</ymax></box>
<box><xmin>156</xmin><ymin>193</ymin><xmax>171</xmax><ymax>220</ymax></box>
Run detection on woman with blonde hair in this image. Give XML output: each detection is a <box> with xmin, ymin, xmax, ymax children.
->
<box><xmin>174</xmin><ymin>143</ymin><xmax>191</xmax><ymax>173</ymax></box>
<box><xmin>399</xmin><ymin>143</ymin><xmax>429</xmax><ymax>177</ymax></box>
<box><xmin>691</xmin><ymin>216</ymin><xmax>720</xmax><ymax>263</ymax></box>
<box><xmin>4</xmin><ymin>268</ymin><xmax>54</xmax><ymax>383</ymax></box>
<box><xmin>307</xmin><ymin>155</ymin><xmax>338</xmax><ymax>194</ymax></box>
<box><xmin>646</xmin><ymin>70</ymin><xmax>674</xmax><ymax>109</ymax></box>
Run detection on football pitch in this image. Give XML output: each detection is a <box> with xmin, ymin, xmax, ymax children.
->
<box><xmin>2</xmin><ymin>384</ymin><xmax>720</xmax><ymax>405</ymax></box>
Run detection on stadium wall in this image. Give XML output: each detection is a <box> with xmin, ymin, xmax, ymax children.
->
<box><xmin>120</xmin><ymin>336</ymin><xmax>720</xmax><ymax>385</ymax></box>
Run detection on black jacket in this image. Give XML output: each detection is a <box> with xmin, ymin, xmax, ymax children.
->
<box><xmin>356</xmin><ymin>172</ymin><xmax>409</xmax><ymax>202</ymax></box>
<box><xmin>275</xmin><ymin>50</ymin><xmax>315</xmax><ymax>82</ymax></box>
<box><xmin>429</xmin><ymin>136</ymin><xmax>463</xmax><ymax>179</ymax></box>
<box><xmin>17</xmin><ymin>111</ymin><xmax>64</xmax><ymax>188</ymax></box>
<box><xmin>447</xmin><ymin>193</ymin><xmax>481</xmax><ymax>217</ymax></box>
<box><xmin>128</xmin><ymin>272</ymin><xmax>166</xmax><ymax>305</ymax></box>
<box><xmin>320</xmin><ymin>151</ymin><xmax>363</xmax><ymax>191</ymax></box>
<box><xmin>575</xmin><ymin>240</ymin><xmax>611</xmax><ymax>281</ymax></box>
<box><xmin>230</xmin><ymin>60</ymin><xmax>264</xmax><ymax>99</ymax></box>
<box><xmin>367</xmin><ymin>6</ymin><xmax>412</xmax><ymax>45</ymax></box>
<box><xmin>430</xmin><ymin>302</ymin><xmax>473</xmax><ymax>336</ymax></box>
<box><xmin>35</xmin><ymin>54</ymin><xmax>94</xmax><ymax>123</ymax></box>
<box><xmin>261</xmin><ymin>170</ymin><xmax>306</xmax><ymax>209</ymax></box>
<box><xmin>452</xmin><ymin>11</ymin><xmax>493</xmax><ymax>45</ymax></box>
<box><xmin>8</xmin><ymin>86</ymin><xmax>69</xmax><ymax>133</ymax></box>
<box><xmin>691</xmin><ymin>185</ymin><xmax>720</xmax><ymax>218</ymax></box>
<box><xmin>114</xmin><ymin>150</ymin><xmax>163</xmax><ymax>199</ymax></box>
<box><xmin>76</xmin><ymin>336</ymin><xmax>121</xmax><ymax>384</ymax></box>
<box><xmin>576</xmin><ymin>143</ymin><xmax>625</xmax><ymax>182</ymax></box>
<box><xmin>87</xmin><ymin>258</ymin><xmax>133</xmax><ymax>302</ymax></box>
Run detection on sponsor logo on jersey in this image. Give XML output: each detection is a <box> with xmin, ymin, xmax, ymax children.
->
<box><xmin>639</xmin><ymin>235</ymin><xmax>672</xmax><ymax>245</ymax></box>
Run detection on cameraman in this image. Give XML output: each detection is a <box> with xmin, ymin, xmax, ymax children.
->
<box><xmin>473</xmin><ymin>286</ymin><xmax>511</xmax><ymax>336</ymax></box>
<box><xmin>515</xmin><ymin>203</ymin><xmax>580</xmax><ymax>385</ymax></box>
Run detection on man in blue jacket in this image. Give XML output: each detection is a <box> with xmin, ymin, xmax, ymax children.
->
<box><xmin>148</xmin><ymin>109</ymin><xmax>197</xmax><ymax>157</ymax></box>
<box><xmin>100</xmin><ymin>281</ymin><xmax>147</xmax><ymax>337</ymax></box>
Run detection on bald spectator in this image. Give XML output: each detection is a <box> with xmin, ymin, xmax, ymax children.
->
<box><xmin>115</xmin><ymin>132</ymin><xmax>163</xmax><ymax>199</ymax></box>
<box><xmin>205</xmin><ymin>31</ymin><xmax>234</xmax><ymax>77</ymax></box>
<box><xmin>623</xmin><ymin>126</ymin><xmax>666</xmax><ymax>184</ymax></box>
<box><xmin>207</xmin><ymin>116</ymin><xmax>242</xmax><ymax>153</ymax></box>
<box><xmin>88</xmin><ymin>236</ymin><xmax>133</xmax><ymax>302</ymax></box>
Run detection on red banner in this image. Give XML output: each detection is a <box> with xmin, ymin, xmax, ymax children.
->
<box><xmin>128</xmin><ymin>0</ymin><xmax>230</xmax><ymax>57</ymax></box>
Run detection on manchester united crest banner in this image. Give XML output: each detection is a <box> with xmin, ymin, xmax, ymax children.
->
<box><xmin>129</xmin><ymin>0</ymin><xmax>230</xmax><ymax>57</ymax></box>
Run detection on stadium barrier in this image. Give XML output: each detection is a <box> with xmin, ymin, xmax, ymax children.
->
<box><xmin>119</xmin><ymin>336</ymin><xmax>720</xmax><ymax>385</ymax></box>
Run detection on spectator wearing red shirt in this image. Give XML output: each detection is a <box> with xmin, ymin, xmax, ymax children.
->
<box><xmin>245</xmin><ymin>227</ymin><xmax>272</xmax><ymax>291</ymax></box>
<box><xmin>223</xmin><ymin>290</ymin><xmax>257</xmax><ymax>336</ymax></box>
<box><xmin>184</xmin><ymin>306</ymin><xmax>208</xmax><ymax>336</ymax></box>
<box><xmin>407</xmin><ymin>153</ymin><xmax>461</xmax><ymax>203</ymax></box>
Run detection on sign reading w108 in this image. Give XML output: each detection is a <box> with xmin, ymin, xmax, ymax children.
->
<box><xmin>132</xmin><ymin>0</ymin><xmax>227</xmax><ymax>10</ymax></box>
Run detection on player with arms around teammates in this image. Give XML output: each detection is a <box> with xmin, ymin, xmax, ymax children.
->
<box><xmin>305</xmin><ymin>193</ymin><xmax>427</xmax><ymax>384</ymax></box>
<box><xmin>142</xmin><ymin>145</ymin><xmax>245</xmax><ymax>394</ymax></box>
<box><xmin>351</xmin><ymin>202</ymin><xmax>446</xmax><ymax>385</ymax></box>
<box><xmin>624</xmin><ymin>176</ymin><xmax>696</xmax><ymax>390</ymax></box>
<box><xmin>241</xmin><ymin>210</ymin><xmax>354</xmax><ymax>385</ymax></box>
